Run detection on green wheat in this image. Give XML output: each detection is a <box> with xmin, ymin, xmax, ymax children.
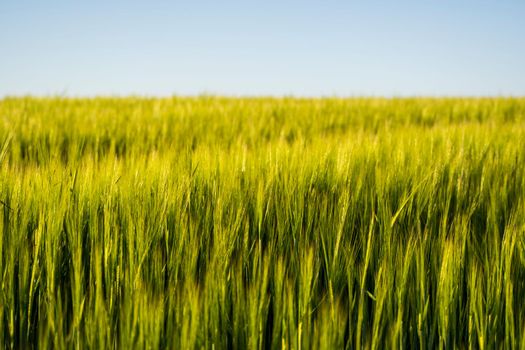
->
<box><xmin>0</xmin><ymin>97</ymin><xmax>524</xmax><ymax>348</ymax></box>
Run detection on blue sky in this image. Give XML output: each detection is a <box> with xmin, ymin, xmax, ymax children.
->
<box><xmin>1</xmin><ymin>0</ymin><xmax>524</xmax><ymax>97</ymax></box>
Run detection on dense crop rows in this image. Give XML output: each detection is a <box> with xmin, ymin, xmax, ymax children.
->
<box><xmin>1</xmin><ymin>97</ymin><xmax>525</xmax><ymax>348</ymax></box>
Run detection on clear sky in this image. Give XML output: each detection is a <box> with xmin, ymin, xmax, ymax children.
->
<box><xmin>1</xmin><ymin>0</ymin><xmax>524</xmax><ymax>97</ymax></box>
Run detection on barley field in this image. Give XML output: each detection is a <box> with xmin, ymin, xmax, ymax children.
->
<box><xmin>0</xmin><ymin>97</ymin><xmax>524</xmax><ymax>349</ymax></box>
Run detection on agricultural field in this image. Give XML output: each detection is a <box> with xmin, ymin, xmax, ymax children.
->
<box><xmin>0</xmin><ymin>97</ymin><xmax>525</xmax><ymax>348</ymax></box>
